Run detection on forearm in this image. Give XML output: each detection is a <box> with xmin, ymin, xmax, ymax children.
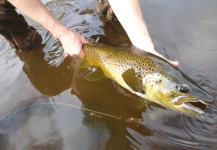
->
<box><xmin>8</xmin><ymin>0</ymin><xmax>68</xmax><ymax>39</ymax></box>
<box><xmin>8</xmin><ymin>0</ymin><xmax>88</xmax><ymax>57</ymax></box>
<box><xmin>108</xmin><ymin>0</ymin><xmax>154</xmax><ymax>50</ymax></box>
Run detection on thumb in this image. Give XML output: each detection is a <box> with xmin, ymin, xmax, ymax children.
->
<box><xmin>78</xmin><ymin>50</ymin><xmax>85</xmax><ymax>58</ymax></box>
<box><xmin>154</xmin><ymin>53</ymin><xmax>179</xmax><ymax>67</ymax></box>
<box><xmin>167</xmin><ymin>60</ymin><xmax>179</xmax><ymax>67</ymax></box>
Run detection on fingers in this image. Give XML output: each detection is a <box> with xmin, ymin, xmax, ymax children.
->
<box><xmin>151</xmin><ymin>52</ymin><xmax>179</xmax><ymax>67</ymax></box>
<box><xmin>60</xmin><ymin>30</ymin><xmax>88</xmax><ymax>58</ymax></box>
<box><xmin>131</xmin><ymin>46</ymin><xmax>179</xmax><ymax>68</ymax></box>
<box><xmin>160</xmin><ymin>56</ymin><xmax>179</xmax><ymax>68</ymax></box>
<box><xmin>168</xmin><ymin>60</ymin><xmax>179</xmax><ymax>67</ymax></box>
<box><xmin>77</xmin><ymin>50</ymin><xmax>85</xmax><ymax>58</ymax></box>
<box><xmin>79</xmin><ymin>38</ymin><xmax>89</xmax><ymax>58</ymax></box>
<box><xmin>79</xmin><ymin>34</ymin><xmax>89</xmax><ymax>44</ymax></box>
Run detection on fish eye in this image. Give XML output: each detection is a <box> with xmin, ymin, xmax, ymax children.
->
<box><xmin>176</xmin><ymin>84</ymin><xmax>189</xmax><ymax>93</ymax></box>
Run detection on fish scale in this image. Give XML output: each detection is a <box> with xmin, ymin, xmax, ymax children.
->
<box><xmin>83</xmin><ymin>44</ymin><xmax>165</xmax><ymax>100</ymax></box>
<box><xmin>81</xmin><ymin>43</ymin><xmax>214</xmax><ymax>117</ymax></box>
<box><xmin>84</xmin><ymin>44</ymin><xmax>160</xmax><ymax>78</ymax></box>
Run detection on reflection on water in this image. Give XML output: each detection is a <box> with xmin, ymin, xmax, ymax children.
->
<box><xmin>0</xmin><ymin>0</ymin><xmax>217</xmax><ymax>149</ymax></box>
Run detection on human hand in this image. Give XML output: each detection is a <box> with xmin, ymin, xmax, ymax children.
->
<box><xmin>132</xmin><ymin>46</ymin><xmax>179</xmax><ymax>67</ymax></box>
<box><xmin>148</xmin><ymin>49</ymin><xmax>179</xmax><ymax>67</ymax></box>
<box><xmin>7</xmin><ymin>0</ymin><xmax>89</xmax><ymax>57</ymax></box>
<box><xmin>107</xmin><ymin>0</ymin><xmax>179</xmax><ymax>67</ymax></box>
<box><xmin>58</xmin><ymin>29</ymin><xmax>88</xmax><ymax>58</ymax></box>
<box><xmin>132</xmin><ymin>37</ymin><xmax>179</xmax><ymax>67</ymax></box>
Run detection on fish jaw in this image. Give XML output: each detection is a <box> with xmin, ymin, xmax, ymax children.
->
<box><xmin>142</xmin><ymin>72</ymin><xmax>214</xmax><ymax>117</ymax></box>
<box><xmin>178</xmin><ymin>102</ymin><xmax>205</xmax><ymax>116</ymax></box>
<box><xmin>171</xmin><ymin>95</ymin><xmax>210</xmax><ymax>116</ymax></box>
<box><xmin>132</xmin><ymin>89</ymin><xmax>210</xmax><ymax>117</ymax></box>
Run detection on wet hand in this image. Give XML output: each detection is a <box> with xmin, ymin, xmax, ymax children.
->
<box><xmin>135</xmin><ymin>47</ymin><xmax>179</xmax><ymax>67</ymax></box>
<box><xmin>150</xmin><ymin>50</ymin><xmax>179</xmax><ymax>67</ymax></box>
<box><xmin>132</xmin><ymin>39</ymin><xmax>179</xmax><ymax>67</ymax></box>
<box><xmin>59</xmin><ymin>30</ymin><xmax>88</xmax><ymax>58</ymax></box>
<box><xmin>107</xmin><ymin>0</ymin><xmax>179</xmax><ymax>67</ymax></box>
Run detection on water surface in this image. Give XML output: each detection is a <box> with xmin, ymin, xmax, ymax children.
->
<box><xmin>0</xmin><ymin>0</ymin><xmax>217</xmax><ymax>150</ymax></box>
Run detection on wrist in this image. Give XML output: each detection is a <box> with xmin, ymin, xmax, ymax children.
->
<box><xmin>129</xmin><ymin>31</ymin><xmax>155</xmax><ymax>52</ymax></box>
<box><xmin>51</xmin><ymin>23</ymin><xmax>70</xmax><ymax>40</ymax></box>
<box><xmin>123</xmin><ymin>20</ymin><xmax>154</xmax><ymax>50</ymax></box>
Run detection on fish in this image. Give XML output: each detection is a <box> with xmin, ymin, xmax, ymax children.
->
<box><xmin>72</xmin><ymin>43</ymin><xmax>215</xmax><ymax>117</ymax></box>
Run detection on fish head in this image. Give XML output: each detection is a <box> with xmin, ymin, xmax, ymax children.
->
<box><xmin>144</xmin><ymin>72</ymin><xmax>214</xmax><ymax>116</ymax></box>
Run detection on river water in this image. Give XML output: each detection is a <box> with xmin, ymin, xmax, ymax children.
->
<box><xmin>0</xmin><ymin>0</ymin><xmax>217</xmax><ymax>150</ymax></box>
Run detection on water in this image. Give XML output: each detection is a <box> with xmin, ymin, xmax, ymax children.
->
<box><xmin>0</xmin><ymin>0</ymin><xmax>217</xmax><ymax>149</ymax></box>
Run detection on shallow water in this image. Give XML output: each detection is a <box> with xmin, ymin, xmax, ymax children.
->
<box><xmin>0</xmin><ymin>0</ymin><xmax>217</xmax><ymax>150</ymax></box>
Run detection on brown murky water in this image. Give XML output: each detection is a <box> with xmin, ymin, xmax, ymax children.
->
<box><xmin>0</xmin><ymin>0</ymin><xmax>217</xmax><ymax>149</ymax></box>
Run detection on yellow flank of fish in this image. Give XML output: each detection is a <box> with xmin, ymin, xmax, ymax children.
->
<box><xmin>83</xmin><ymin>44</ymin><xmax>159</xmax><ymax>90</ymax></box>
<box><xmin>81</xmin><ymin>43</ymin><xmax>214</xmax><ymax>117</ymax></box>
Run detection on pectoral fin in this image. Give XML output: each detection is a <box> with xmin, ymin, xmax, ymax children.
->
<box><xmin>83</xmin><ymin>66</ymin><xmax>106</xmax><ymax>81</ymax></box>
<box><xmin>122</xmin><ymin>68</ymin><xmax>145</xmax><ymax>94</ymax></box>
<box><xmin>71</xmin><ymin>57</ymin><xmax>92</xmax><ymax>68</ymax></box>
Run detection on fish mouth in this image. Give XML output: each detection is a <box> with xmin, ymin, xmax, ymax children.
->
<box><xmin>181</xmin><ymin>102</ymin><xmax>205</xmax><ymax>115</ymax></box>
<box><xmin>172</xmin><ymin>96</ymin><xmax>212</xmax><ymax>115</ymax></box>
<box><xmin>172</xmin><ymin>96</ymin><xmax>213</xmax><ymax>106</ymax></box>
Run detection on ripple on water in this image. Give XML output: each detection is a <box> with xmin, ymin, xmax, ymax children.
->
<box><xmin>1</xmin><ymin>0</ymin><xmax>217</xmax><ymax>149</ymax></box>
<box><xmin>0</xmin><ymin>93</ymin><xmax>110</xmax><ymax>150</ymax></box>
<box><xmin>147</xmin><ymin>112</ymin><xmax>217</xmax><ymax>149</ymax></box>
<box><xmin>0</xmin><ymin>40</ymin><xmax>23</xmax><ymax>93</ymax></box>
<box><xmin>41</xmin><ymin>0</ymin><xmax>104</xmax><ymax>67</ymax></box>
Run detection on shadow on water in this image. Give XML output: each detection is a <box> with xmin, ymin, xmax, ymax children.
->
<box><xmin>0</xmin><ymin>0</ymin><xmax>217</xmax><ymax>150</ymax></box>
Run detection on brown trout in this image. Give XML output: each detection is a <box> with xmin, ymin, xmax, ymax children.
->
<box><xmin>74</xmin><ymin>43</ymin><xmax>214</xmax><ymax>117</ymax></box>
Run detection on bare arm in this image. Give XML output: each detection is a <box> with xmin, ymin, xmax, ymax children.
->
<box><xmin>108</xmin><ymin>0</ymin><xmax>179</xmax><ymax>67</ymax></box>
<box><xmin>8</xmin><ymin>0</ymin><xmax>88</xmax><ymax>57</ymax></box>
